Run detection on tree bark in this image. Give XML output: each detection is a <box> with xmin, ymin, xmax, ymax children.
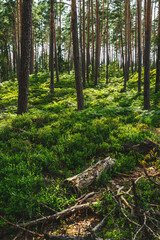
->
<box><xmin>144</xmin><ymin>0</ymin><xmax>152</xmax><ymax>109</ymax></box>
<box><xmin>91</xmin><ymin>0</ymin><xmax>94</xmax><ymax>81</ymax></box>
<box><xmin>86</xmin><ymin>0</ymin><xmax>90</xmax><ymax>84</ymax></box>
<box><xmin>135</xmin><ymin>12</ymin><xmax>138</xmax><ymax>72</ymax></box>
<box><xmin>79</xmin><ymin>0</ymin><xmax>83</xmax><ymax>75</ymax></box>
<box><xmin>156</xmin><ymin>0</ymin><xmax>160</xmax><ymax>93</ymax></box>
<box><xmin>53</xmin><ymin>16</ymin><xmax>59</xmax><ymax>83</ymax></box>
<box><xmin>124</xmin><ymin>0</ymin><xmax>129</xmax><ymax>90</ymax></box>
<box><xmin>30</xmin><ymin>22</ymin><xmax>34</xmax><ymax>74</ymax></box>
<box><xmin>68</xmin><ymin>19</ymin><xmax>72</xmax><ymax>75</ymax></box>
<box><xmin>95</xmin><ymin>0</ymin><xmax>99</xmax><ymax>85</ymax></box>
<box><xmin>143</xmin><ymin>0</ymin><xmax>147</xmax><ymax>66</ymax></box>
<box><xmin>137</xmin><ymin>0</ymin><xmax>142</xmax><ymax>92</ymax></box>
<box><xmin>82</xmin><ymin>0</ymin><xmax>86</xmax><ymax>88</ymax></box>
<box><xmin>17</xmin><ymin>0</ymin><xmax>32</xmax><ymax>114</ymax></box>
<box><xmin>106</xmin><ymin>1</ymin><xmax>109</xmax><ymax>84</ymax></box>
<box><xmin>119</xmin><ymin>8</ymin><xmax>125</xmax><ymax>77</ymax></box>
<box><xmin>50</xmin><ymin>0</ymin><xmax>54</xmax><ymax>92</ymax></box>
<box><xmin>71</xmin><ymin>0</ymin><xmax>84</xmax><ymax>110</ymax></box>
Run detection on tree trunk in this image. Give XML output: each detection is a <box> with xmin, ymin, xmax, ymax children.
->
<box><xmin>119</xmin><ymin>9</ymin><xmax>125</xmax><ymax>77</ymax></box>
<box><xmin>82</xmin><ymin>0</ymin><xmax>86</xmax><ymax>88</ymax></box>
<box><xmin>156</xmin><ymin>0</ymin><xmax>160</xmax><ymax>93</ymax></box>
<box><xmin>68</xmin><ymin>19</ymin><xmax>72</xmax><ymax>75</ymax></box>
<box><xmin>58</xmin><ymin>4</ymin><xmax>62</xmax><ymax>72</ymax></box>
<box><xmin>53</xmin><ymin>16</ymin><xmax>59</xmax><ymax>83</ymax></box>
<box><xmin>41</xmin><ymin>19</ymin><xmax>44</xmax><ymax>71</ymax></box>
<box><xmin>124</xmin><ymin>0</ymin><xmax>129</xmax><ymax>90</ymax></box>
<box><xmin>91</xmin><ymin>0</ymin><xmax>94</xmax><ymax>81</ymax></box>
<box><xmin>13</xmin><ymin>16</ymin><xmax>17</xmax><ymax>75</ymax></box>
<box><xmin>30</xmin><ymin>23</ymin><xmax>34</xmax><ymax>74</ymax></box>
<box><xmin>95</xmin><ymin>0</ymin><xmax>99</xmax><ymax>85</ymax></box>
<box><xmin>50</xmin><ymin>0</ymin><xmax>54</xmax><ymax>92</ymax></box>
<box><xmin>137</xmin><ymin>0</ymin><xmax>142</xmax><ymax>92</ymax></box>
<box><xmin>86</xmin><ymin>0</ymin><xmax>90</xmax><ymax>84</ymax></box>
<box><xmin>135</xmin><ymin>13</ymin><xmax>138</xmax><ymax>72</ymax></box>
<box><xmin>17</xmin><ymin>0</ymin><xmax>32</xmax><ymax>114</ymax></box>
<box><xmin>106</xmin><ymin>1</ymin><xmax>109</xmax><ymax>84</ymax></box>
<box><xmin>144</xmin><ymin>0</ymin><xmax>152</xmax><ymax>109</ymax></box>
<box><xmin>143</xmin><ymin>0</ymin><xmax>147</xmax><ymax>66</ymax></box>
<box><xmin>128</xmin><ymin>1</ymin><xmax>133</xmax><ymax>74</ymax></box>
<box><xmin>17</xmin><ymin>0</ymin><xmax>22</xmax><ymax>82</ymax></box>
<box><xmin>79</xmin><ymin>0</ymin><xmax>83</xmax><ymax>75</ymax></box>
<box><xmin>99</xmin><ymin>0</ymin><xmax>105</xmax><ymax>64</ymax></box>
<box><xmin>71</xmin><ymin>0</ymin><xmax>84</xmax><ymax>110</ymax></box>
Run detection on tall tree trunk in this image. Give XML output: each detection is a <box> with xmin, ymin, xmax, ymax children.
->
<box><xmin>50</xmin><ymin>0</ymin><xmax>54</xmax><ymax>92</ymax></box>
<box><xmin>91</xmin><ymin>0</ymin><xmax>94</xmax><ymax>81</ymax></box>
<box><xmin>17</xmin><ymin>0</ymin><xmax>21</xmax><ymax>81</ymax></box>
<box><xmin>71</xmin><ymin>0</ymin><xmax>84</xmax><ymax>110</ymax></box>
<box><xmin>124</xmin><ymin>0</ymin><xmax>129</xmax><ymax>90</ymax></box>
<box><xmin>128</xmin><ymin>1</ymin><xmax>133</xmax><ymax>74</ymax></box>
<box><xmin>58</xmin><ymin>3</ymin><xmax>62</xmax><ymax>72</ymax></box>
<box><xmin>143</xmin><ymin>0</ymin><xmax>147</xmax><ymax>66</ymax></box>
<box><xmin>86</xmin><ymin>0</ymin><xmax>90</xmax><ymax>84</ymax></box>
<box><xmin>156</xmin><ymin>0</ymin><xmax>160</xmax><ymax>93</ymax></box>
<box><xmin>137</xmin><ymin>0</ymin><xmax>142</xmax><ymax>92</ymax></box>
<box><xmin>79</xmin><ymin>0</ymin><xmax>83</xmax><ymax>74</ymax></box>
<box><xmin>99</xmin><ymin>0</ymin><xmax>105</xmax><ymax>64</ymax></box>
<box><xmin>82</xmin><ymin>0</ymin><xmax>86</xmax><ymax>88</ymax></box>
<box><xmin>41</xmin><ymin>19</ymin><xmax>44</xmax><ymax>71</ymax></box>
<box><xmin>13</xmin><ymin>16</ymin><xmax>17</xmax><ymax>75</ymax></box>
<box><xmin>30</xmin><ymin>23</ymin><xmax>34</xmax><ymax>74</ymax></box>
<box><xmin>144</xmin><ymin>0</ymin><xmax>152</xmax><ymax>109</ymax></box>
<box><xmin>153</xmin><ymin>5</ymin><xmax>156</xmax><ymax>67</ymax></box>
<box><xmin>53</xmin><ymin>16</ymin><xmax>59</xmax><ymax>83</ymax></box>
<box><xmin>135</xmin><ymin>13</ymin><xmax>138</xmax><ymax>72</ymax></box>
<box><xmin>103</xmin><ymin>34</ymin><xmax>105</xmax><ymax>64</ymax></box>
<box><xmin>17</xmin><ymin>0</ymin><xmax>32</xmax><ymax>114</ymax></box>
<box><xmin>95</xmin><ymin>0</ymin><xmax>99</xmax><ymax>85</ymax></box>
<box><xmin>119</xmin><ymin>8</ymin><xmax>125</xmax><ymax>77</ymax></box>
<box><xmin>68</xmin><ymin>19</ymin><xmax>72</xmax><ymax>75</ymax></box>
<box><xmin>106</xmin><ymin>0</ymin><xmax>109</xmax><ymax>84</ymax></box>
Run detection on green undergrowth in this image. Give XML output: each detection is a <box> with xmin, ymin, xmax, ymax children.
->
<box><xmin>0</xmin><ymin>69</ymin><xmax>160</xmax><ymax>238</ymax></box>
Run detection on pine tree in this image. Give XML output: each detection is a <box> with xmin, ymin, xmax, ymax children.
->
<box><xmin>17</xmin><ymin>0</ymin><xmax>32</xmax><ymax>114</ymax></box>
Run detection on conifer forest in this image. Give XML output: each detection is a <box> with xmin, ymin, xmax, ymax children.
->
<box><xmin>0</xmin><ymin>0</ymin><xmax>160</xmax><ymax>239</ymax></box>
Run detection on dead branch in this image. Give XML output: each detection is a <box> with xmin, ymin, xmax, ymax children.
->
<box><xmin>143</xmin><ymin>168</ymin><xmax>160</xmax><ymax>187</ymax></box>
<box><xmin>117</xmin><ymin>172</ymin><xmax>132</xmax><ymax>177</ymax></box>
<box><xmin>39</xmin><ymin>202</ymin><xmax>57</xmax><ymax>213</ymax></box>
<box><xmin>76</xmin><ymin>192</ymin><xmax>98</xmax><ymax>205</ymax></box>
<box><xmin>92</xmin><ymin>207</ymin><xmax>116</xmax><ymax>232</ymax></box>
<box><xmin>126</xmin><ymin>176</ymin><xmax>143</xmax><ymax>194</ymax></box>
<box><xmin>18</xmin><ymin>202</ymin><xmax>99</xmax><ymax>227</ymax></box>
<box><xmin>0</xmin><ymin>215</ymin><xmax>44</xmax><ymax>238</ymax></box>
<box><xmin>148</xmin><ymin>172</ymin><xmax>160</xmax><ymax>178</ymax></box>
<box><xmin>120</xmin><ymin>196</ymin><xmax>133</xmax><ymax>212</ymax></box>
<box><xmin>118</xmin><ymin>199</ymin><xmax>141</xmax><ymax>227</ymax></box>
<box><xmin>133</xmin><ymin>213</ymin><xmax>147</xmax><ymax>240</ymax></box>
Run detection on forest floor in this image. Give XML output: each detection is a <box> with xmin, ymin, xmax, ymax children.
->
<box><xmin>0</xmin><ymin>67</ymin><xmax>160</xmax><ymax>239</ymax></box>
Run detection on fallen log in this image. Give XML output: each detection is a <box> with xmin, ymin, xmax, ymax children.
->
<box><xmin>18</xmin><ymin>202</ymin><xmax>99</xmax><ymax>228</ymax></box>
<box><xmin>65</xmin><ymin>157</ymin><xmax>115</xmax><ymax>192</ymax></box>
